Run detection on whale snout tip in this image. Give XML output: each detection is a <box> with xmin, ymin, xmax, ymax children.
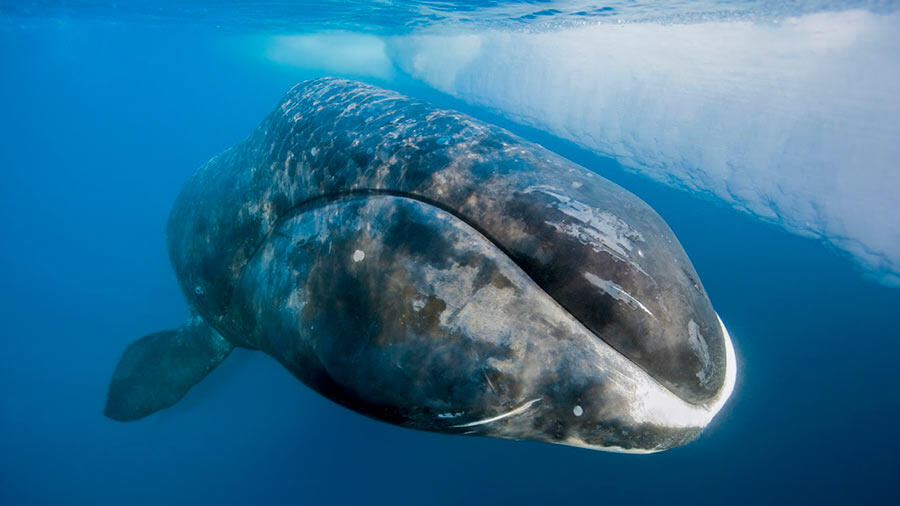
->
<box><xmin>712</xmin><ymin>312</ymin><xmax>738</xmax><ymax>416</ymax></box>
<box><xmin>550</xmin><ymin>312</ymin><xmax>738</xmax><ymax>454</ymax></box>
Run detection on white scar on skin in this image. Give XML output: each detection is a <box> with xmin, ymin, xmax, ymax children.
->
<box><xmin>583</xmin><ymin>272</ymin><xmax>655</xmax><ymax>317</ymax></box>
<box><xmin>451</xmin><ymin>398</ymin><xmax>543</xmax><ymax>428</ymax></box>
<box><xmin>524</xmin><ymin>185</ymin><xmax>644</xmax><ymax>259</ymax></box>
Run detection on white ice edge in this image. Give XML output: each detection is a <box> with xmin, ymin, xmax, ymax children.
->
<box><xmin>382</xmin><ymin>10</ymin><xmax>900</xmax><ymax>286</ymax></box>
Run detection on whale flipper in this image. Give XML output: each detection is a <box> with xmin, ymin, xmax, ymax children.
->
<box><xmin>104</xmin><ymin>317</ymin><xmax>233</xmax><ymax>421</ymax></box>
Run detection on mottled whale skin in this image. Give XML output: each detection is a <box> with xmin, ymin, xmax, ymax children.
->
<box><xmin>105</xmin><ymin>77</ymin><xmax>736</xmax><ymax>453</ymax></box>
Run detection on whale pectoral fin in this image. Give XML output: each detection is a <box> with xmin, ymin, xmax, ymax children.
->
<box><xmin>104</xmin><ymin>317</ymin><xmax>234</xmax><ymax>421</ymax></box>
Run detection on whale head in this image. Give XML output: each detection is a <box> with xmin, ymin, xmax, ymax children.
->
<box><xmin>222</xmin><ymin>187</ymin><xmax>736</xmax><ymax>453</ymax></box>
<box><xmin>157</xmin><ymin>77</ymin><xmax>737</xmax><ymax>453</ymax></box>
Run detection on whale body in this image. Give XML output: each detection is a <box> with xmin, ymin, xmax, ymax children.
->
<box><xmin>105</xmin><ymin>77</ymin><xmax>736</xmax><ymax>453</ymax></box>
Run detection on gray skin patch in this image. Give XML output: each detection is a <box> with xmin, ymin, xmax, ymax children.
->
<box><xmin>160</xmin><ymin>78</ymin><xmax>733</xmax><ymax>451</ymax></box>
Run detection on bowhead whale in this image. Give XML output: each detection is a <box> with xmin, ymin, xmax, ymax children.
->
<box><xmin>105</xmin><ymin>77</ymin><xmax>736</xmax><ymax>453</ymax></box>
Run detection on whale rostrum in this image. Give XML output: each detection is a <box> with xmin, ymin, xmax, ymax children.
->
<box><xmin>105</xmin><ymin>77</ymin><xmax>736</xmax><ymax>453</ymax></box>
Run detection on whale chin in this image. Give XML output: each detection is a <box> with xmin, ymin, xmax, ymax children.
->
<box><xmin>566</xmin><ymin>314</ymin><xmax>738</xmax><ymax>453</ymax></box>
<box><xmin>455</xmin><ymin>312</ymin><xmax>738</xmax><ymax>454</ymax></box>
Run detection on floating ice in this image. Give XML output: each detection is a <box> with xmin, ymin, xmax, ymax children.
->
<box><xmin>386</xmin><ymin>9</ymin><xmax>900</xmax><ymax>285</ymax></box>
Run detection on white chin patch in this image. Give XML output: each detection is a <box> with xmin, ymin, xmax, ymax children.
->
<box><xmin>713</xmin><ymin>313</ymin><xmax>739</xmax><ymax>419</ymax></box>
<box><xmin>567</xmin><ymin>312</ymin><xmax>738</xmax><ymax>453</ymax></box>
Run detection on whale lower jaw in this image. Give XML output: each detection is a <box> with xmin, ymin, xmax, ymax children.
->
<box><xmin>227</xmin><ymin>192</ymin><xmax>736</xmax><ymax>454</ymax></box>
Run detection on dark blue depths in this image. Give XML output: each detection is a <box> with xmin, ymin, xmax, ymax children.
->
<box><xmin>1</xmin><ymin>23</ymin><xmax>898</xmax><ymax>506</ymax></box>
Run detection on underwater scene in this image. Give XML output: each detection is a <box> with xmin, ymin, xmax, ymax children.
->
<box><xmin>1</xmin><ymin>1</ymin><xmax>898</xmax><ymax>504</ymax></box>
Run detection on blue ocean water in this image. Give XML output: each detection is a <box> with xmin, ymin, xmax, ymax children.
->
<box><xmin>1</xmin><ymin>2</ymin><xmax>899</xmax><ymax>505</ymax></box>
